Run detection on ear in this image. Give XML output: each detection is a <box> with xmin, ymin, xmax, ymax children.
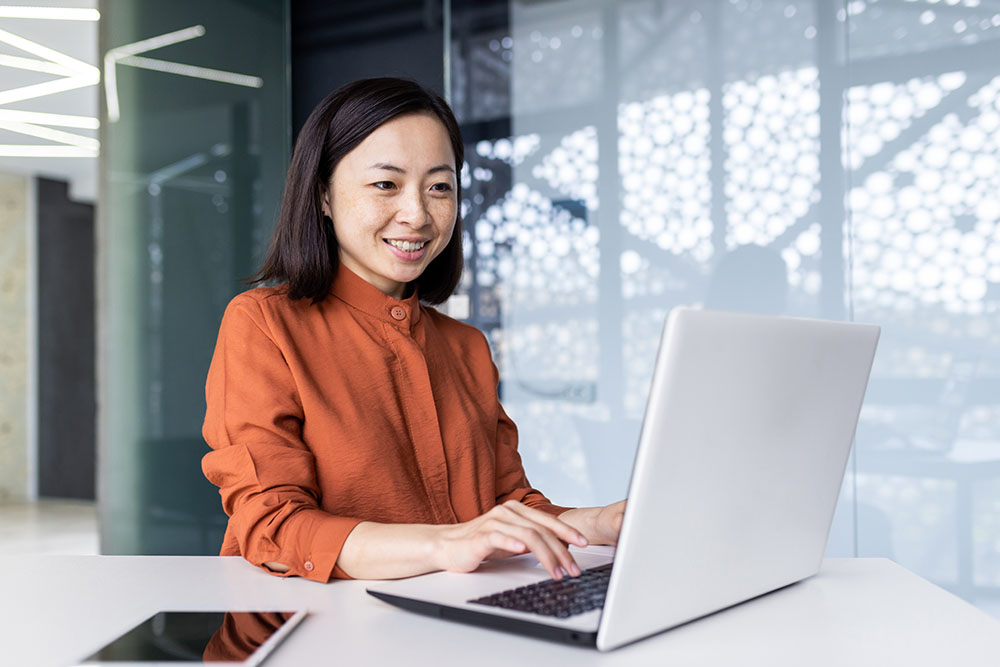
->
<box><xmin>319</xmin><ymin>184</ymin><xmax>333</xmax><ymax>219</ymax></box>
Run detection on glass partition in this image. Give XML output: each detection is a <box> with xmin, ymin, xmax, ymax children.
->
<box><xmin>449</xmin><ymin>0</ymin><xmax>1000</xmax><ymax>615</ymax></box>
<box><xmin>449</xmin><ymin>0</ymin><xmax>845</xmax><ymax>507</ymax></box>
<box><xmin>98</xmin><ymin>0</ymin><xmax>289</xmax><ymax>554</ymax></box>
<box><xmin>844</xmin><ymin>0</ymin><xmax>1000</xmax><ymax>612</ymax></box>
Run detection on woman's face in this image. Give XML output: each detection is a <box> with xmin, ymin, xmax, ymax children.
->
<box><xmin>322</xmin><ymin>112</ymin><xmax>458</xmax><ymax>299</ymax></box>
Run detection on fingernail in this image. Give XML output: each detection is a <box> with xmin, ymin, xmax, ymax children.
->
<box><xmin>569</xmin><ymin>562</ymin><xmax>581</xmax><ymax>577</ymax></box>
<box><xmin>577</xmin><ymin>534</ymin><xmax>588</xmax><ymax>546</ymax></box>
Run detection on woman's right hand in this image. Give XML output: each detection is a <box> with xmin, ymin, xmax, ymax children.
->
<box><xmin>433</xmin><ymin>500</ymin><xmax>589</xmax><ymax>580</ymax></box>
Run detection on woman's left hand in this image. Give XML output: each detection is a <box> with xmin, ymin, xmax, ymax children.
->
<box><xmin>559</xmin><ymin>499</ymin><xmax>627</xmax><ymax>546</ymax></box>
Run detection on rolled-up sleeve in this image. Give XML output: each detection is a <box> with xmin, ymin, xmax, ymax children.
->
<box><xmin>202</xmin><ymin>295</ymin><xmax>360</xmax><ymax>582</ymax></box>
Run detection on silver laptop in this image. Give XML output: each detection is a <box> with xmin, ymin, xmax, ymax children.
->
<box><xmin>367</xmin><ymin>308</ymin><xmax>880</xmax><ymax>651</ymax></box>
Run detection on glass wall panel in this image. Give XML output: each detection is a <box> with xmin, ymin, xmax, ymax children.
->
<box><xmin>450</xmin><ymin>0</ymin><xmax>1000</xmax><ymax>615</ymax></box>
<box><xmin>844</xmin><ymin>0</ymin><xmax>1000</xmax><ymax>613</ymax></box>
<box><xmin>98</xmin><ymin>0</ymin><xmax>289</xmax><ymax>554</ymax></box>
<box><xmin>449</xmin><ymin>0</ymin><xmax>849</xmax><ymax>526</ymax></box>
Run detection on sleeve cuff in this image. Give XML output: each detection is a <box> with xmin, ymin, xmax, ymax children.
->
<box><xmin>499</xmin><ymin>487</ymin><xmax>574</xmax><ymax>518</ymax></box>
<box><xmin>271</xmin><ymin>510</ymin><xmax>363</xmax><ymax>582</ymax></box>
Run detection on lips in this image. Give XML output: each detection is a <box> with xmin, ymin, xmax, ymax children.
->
<box><xmin>383</xmin><ymin>238</ymin><xmax>431</xmax><ymax>261</ymax></box>
<box><xmin>384</xmin><ymin>238</ymin><xmax>429</xmax><ymax>252</ymax></box>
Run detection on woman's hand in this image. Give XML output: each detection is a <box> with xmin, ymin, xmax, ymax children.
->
<box><xmin>323</xmin><ymin>500</ymin><xmax>621</xmax><ymax>581</ymax></box>
<box><xmin>558</xmin><ymin>499</ymin><xmax>627</xmax><ymax>546</ymax></box>
<box><xmin>433</xmin><ymin>500</ymin><xmax>589</xmax><ymax>581</ymax></box>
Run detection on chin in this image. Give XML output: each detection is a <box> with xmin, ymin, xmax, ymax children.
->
<box><xmin>386</xmin><ymin>269</ymin><xmax>424</xmax><ymax>286</ymax></box>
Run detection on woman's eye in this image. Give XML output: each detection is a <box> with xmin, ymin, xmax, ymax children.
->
<box><xmin>430</xmin><ymin>183</ymin><xmax>453</xmax><ymax>193</ymax></box>
<box><xmin>373</xmin><ymin>181</ymin><xmax>396</xmax><ymax>191</ymax></box>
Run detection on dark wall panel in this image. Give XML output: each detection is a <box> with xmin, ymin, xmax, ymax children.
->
<box><xmin>38</xmin><ymin>178</ymin><xmax>96</xmax><ymax>500</ymax></box>
<box><xmin>291</xmin><ymin>0</ymin><xmax>445</xmax><ymax>136</ymax></box>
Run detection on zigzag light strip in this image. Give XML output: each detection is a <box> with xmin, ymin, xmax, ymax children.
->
<box><xmin>0</xmin><ymin>120</ymin><xmax>98</xmax><ymax>150</ymax></box>
<box><xmin>104</xmin><ymin>25</ymin><xmax>206</xmax><ymax>122</ymax></box>
<box><xmin>0</xmin><ymin>6</ymin><xmax>99</xmax><ymax>20</ymax></box>
<box><xmin>119</xmin><ymin>55</ymin><xmax>262</xmax><ymax>88</ymax></box>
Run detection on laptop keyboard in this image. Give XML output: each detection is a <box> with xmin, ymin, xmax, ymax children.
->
<box><xmin>468</xmin><ymin>563</ymin><xmax>612</xmax><ymax>618</ymax></box>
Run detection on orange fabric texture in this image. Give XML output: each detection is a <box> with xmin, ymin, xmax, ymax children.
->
<box><xmin>202</xmin><ymin>265</ymin><xmax>568</xmax><ymax>582</ymax></box>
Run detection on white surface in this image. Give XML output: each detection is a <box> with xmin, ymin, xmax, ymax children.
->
<box><xmin>1</xmin><ymin>555</ymin><xmax>998</xmax><ymax>667</ymax></box>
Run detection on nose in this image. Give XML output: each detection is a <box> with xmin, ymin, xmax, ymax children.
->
<box><xmin>397</xmin><ymin>186</ymin><xmax>430</xmax><ymax>227</ymax></box>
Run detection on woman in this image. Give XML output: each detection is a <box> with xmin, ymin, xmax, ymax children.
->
<box><xmin>202</xmin><ymin>77</ymin><xmax>625</xmax><ymax>583</ymax></box>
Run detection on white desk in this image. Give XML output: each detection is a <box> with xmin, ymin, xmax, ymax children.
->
<box><xmin>3</xmin><ymin>555</ymin><xmax>998</xmax><ymax>666</ymax></box>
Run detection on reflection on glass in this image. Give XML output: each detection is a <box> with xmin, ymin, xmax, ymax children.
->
<box><xmin>450</xmin><ymin>0</ymin><xmax>830</xmax><ymax>509</ymax></box>
<box><xmin>847</xmin><ymin>0</ymin><xmax>1000</xmax><ymax>611</ymax></box>
<box><xmin>203</xmin><ymin>612</ymin><xmax>298</xmax><ymax>663</ymax></box>
<box><xmin>100</xmin><ymin>0</ymin><xmax>288</xmax><ymax>554</ymax></box>
<box><xmin>81</xmin><ymin>611</ymin><xmax>297</xmax><ymax>663</ymax></box>
<box><xmin>449</xmin><ymin>0</ymin><xmax>1000</xmax><ymax>615</ymax></box>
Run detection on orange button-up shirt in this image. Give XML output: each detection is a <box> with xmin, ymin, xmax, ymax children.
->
<box><xmin>202</xmin><ymin>266</ymin><xmax>566</xmax><ymax>582</ymax></box>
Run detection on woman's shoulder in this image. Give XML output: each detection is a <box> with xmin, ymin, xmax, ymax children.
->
<box><xmin>221</xmin><ymin>285</ymin><xmax>323</xmax><ymax>332</ymax></box>
<box><xmin>421</xmin><ymin>305</ymin><xmax>490</xmax><ymax>348</ymax></box>
<box><xmin>225</xmin><ymin>285</ymin><xmax>315</xmax><ymax>313</ymax></box>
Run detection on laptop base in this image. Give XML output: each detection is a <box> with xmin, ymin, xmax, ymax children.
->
<box><xmin>368</xmin><ymin>589</ymin><xmax>599</xmax><ymax>647</ymax></box>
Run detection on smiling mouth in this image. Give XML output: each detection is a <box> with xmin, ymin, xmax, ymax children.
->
<box><xmin>384</xmin><ymin>239</ymin><xmax>428</xmax><ymax>252</ymax></box>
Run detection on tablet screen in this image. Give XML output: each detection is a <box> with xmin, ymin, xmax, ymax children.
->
<box><xmin>80</xmin><ymin>610</ymin><xmax>306</xmax><ymax>664</ymax></box>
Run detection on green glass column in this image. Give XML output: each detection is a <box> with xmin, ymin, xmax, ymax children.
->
<box><xmin>98</xmin><ymin>0</ymin><xmax>289</xmax><ymax>554</ymax></box>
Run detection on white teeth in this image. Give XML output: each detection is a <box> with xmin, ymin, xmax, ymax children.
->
<box><xmin>387</xmin><ymin>239</ymin><xmax>427</xmax><ymax>252</ymax></box>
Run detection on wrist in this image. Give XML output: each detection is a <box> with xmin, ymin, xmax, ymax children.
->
<box><xmin>425</xmin><ymin>523</ymin><xmax>450</xmax><ymax>572</ymax></box>
<box><xmin>559</xmin><ymin>507</ymin><xmax>598</xmax><ymax>545</ymax></box>
<box><xmin>584</xmin><ymin>507</ymin><xmax>603</xmax><ymax>544</ymax></box>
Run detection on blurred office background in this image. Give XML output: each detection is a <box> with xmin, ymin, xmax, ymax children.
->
<box><xmin>0</xmin><ymin>0</ymin><xmax>998</xmax><ymax>617</ymax></box>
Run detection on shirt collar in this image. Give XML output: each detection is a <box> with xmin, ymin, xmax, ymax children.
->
<box><xmin>329</xmin><ymin>264</ymin><xmax>422</xmax><ymax>329</ymax></box>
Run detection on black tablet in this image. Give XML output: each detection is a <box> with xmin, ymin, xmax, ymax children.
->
<box><xmin>75</xmin><ymin>610</ymin><xmax>307</xmax><ymax>665</ymax></box>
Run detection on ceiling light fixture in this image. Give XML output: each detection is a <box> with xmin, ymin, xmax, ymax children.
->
<box><xmin>0</xmin><ymin>53</ymin><xmax>75</xmax><ymax>75</ymax></box>
<box><xmin>104</xmin><ymin>25</ymin><xmax>206</xmax><ymax>122</ymax></box>
<box><xmin>0</xmin><ymin>27</ymin><xmax>98</xmax><ymax>75</ymax></box>
<box><xmin>105</xmin><ymin>25</ymin><xmax>264</xmax><ymax>122</ymax></box>
<box><xmin>0</xmin><ymin>6</ymin><xmax>100</xmax><ymax>20</ymax></box>
<box><xmin>0</xmin><ymin>74</ymin><xmax>95</xmax><ymax>106</ymax></box>
<box><xmin>0</xmin><ymin>11</ymin><xmax>100</xmax><ymax>158</ymax></box>
<box><xmin>0</xmin><ymin>109</ymin><xmax>98</xmax><ymax>129</ymax></box>
<box><xmin>0</xmin><ymin>27</ymin><xmax>99</xmax><ymax>106</ymax></box>
<box><xmin>0</xmin><ymin>144</ymin><xmax>96</xmax><ymax>157</ymax></box>
<box><xmin>117</xmin><ymin>55</ymin><xmax>262</xmax><ymax>88</ymax></box>
<box><xmin>0</xmin><ymin>119</ymin><xmax>99</xmax><ymax>150</ymax></box>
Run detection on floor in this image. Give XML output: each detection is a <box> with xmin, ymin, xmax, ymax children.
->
<box><xmin>0</xmin><ymin>499</ymin><xmax>99</xmax><ymax>555</ymax></box>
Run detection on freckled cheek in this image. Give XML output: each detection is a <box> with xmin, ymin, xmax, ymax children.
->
<box><xmin>429</xmin><ymin>199</ymin><xmax>458</xmax><ymax>228</ymax></box>
<box><xmin>336</xmin><ymin>197</ymin><xmax>395</xmax><ymax>237</ymax></box>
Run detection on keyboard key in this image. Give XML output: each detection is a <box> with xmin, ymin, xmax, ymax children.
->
<box><xmin>469</xmin><ymin>563</ymin><xmax>612</xmax><ymax>619</ymax></box>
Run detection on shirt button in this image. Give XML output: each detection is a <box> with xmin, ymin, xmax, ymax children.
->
<box><xmin>303</xmin><ymin>560</ymin><xmax>315</xmax><ymax>572</ymax></box>
<box><xmin>390</xmin><ymin>306</ymin><xmax>406</xmax><ymax>321</ymax></box>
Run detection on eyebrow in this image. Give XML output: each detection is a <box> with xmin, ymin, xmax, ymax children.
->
<box><xmin>367</xmin><ymin>162</ymin><xmax>455</xmax><ymax>175</ymax></box>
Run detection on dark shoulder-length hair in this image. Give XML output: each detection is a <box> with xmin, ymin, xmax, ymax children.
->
<box><xmin>253</xmin><ymin>77</ymin><xmax>465</xmax><ymax>304</ymax></box>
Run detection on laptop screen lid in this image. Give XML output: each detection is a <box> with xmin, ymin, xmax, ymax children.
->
<box><xmin>597</xmin><ymin>308</ymin><xmax>879</xmax><ymax>650</ymax></box>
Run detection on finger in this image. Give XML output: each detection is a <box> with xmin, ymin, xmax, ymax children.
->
<box><xmin>487</xmin><ymin>530</ymin><xmax>526</xmax><ymax>555</ymax></box>
<box><xmin>494</xmin><ymin>521</ymin><xmax>578</xmax><ymax>580</ymax></box>
<box><xmin>492</xmin><ymin>522</ymin><xmax>566</xmax><ymax>580</ymax></box>
<box><xmin>537</xmin><ymin>527</ymin><xmax>582</xmax><ymax>577</ymax></box>
<box><xmin>495</xmin><ymin>506</ymin><xmax>584</xmax><ymax>576</ymax></box>
<box><xmin>501</xmin><ymin>501</ymin><xmax>588</xmax><ymax>548</ymax></box>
